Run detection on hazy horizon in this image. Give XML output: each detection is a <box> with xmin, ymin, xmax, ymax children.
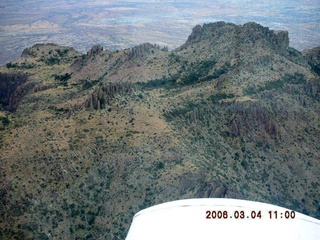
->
<box><xmin>0</xmin><ymin>0</ymin><xmax>319</xmax><ymax>65</ymax></box>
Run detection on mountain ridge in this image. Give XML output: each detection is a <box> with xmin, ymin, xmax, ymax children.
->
<box><xmin>0</xmin><ymin>21</ymin><xmax>319</xmax><ymax>239</ymax></box>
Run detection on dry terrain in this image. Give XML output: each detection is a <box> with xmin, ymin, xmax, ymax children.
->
<box><xmin>0</xmin><ymin>21</ymin><xmax>319</xmax><ymax>239</ymax></box>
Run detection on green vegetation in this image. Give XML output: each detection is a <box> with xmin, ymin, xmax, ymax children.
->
<box><xmin>260</xmin><ymin>79</ymin><xmax>284</xmax><ymax>91</ymax></box>
<box><xmin>53</xmin><ymin>73</ymin><xmax>72</xmax><ymax>86</ymax></box>
<box><xmin>39</xmin><ymin>56</ymin><xmax>60</xmax><ymax>66</ymax></box>
<box><xmin>283</xmin><ymin>73</ymin><xmax>306</xmax><ymax>84</ymax></box>
<box><xmin>138</xmin><ymin>60</ymin><xmax>231</xmax><ymax>90</ymax></box>
<box><xmin>137</xmin><ymin>77</ymin><xmax>175</xmax><ymax>90</ymax></box>
<box><xmin>55</xmin><ymin>48</ymin><xmax>69</xmax><ymax>57</ymax></box>
<box><xmin>244</xmin><ymin>73</ymin><xmax>307</xmax><ymax>95</ymax></box>
<box><xmin>240</xmin><ymin>160</ymin><xmax>249</xmax><ymax>170</ymax></box>
<box><xmin>6</xmin><ymin>62</ymin><xmax>35</xmax><ymax>69</ymax></box>
<box><xmin>310</xmin><ymin>63</ymin><xmax>320</xmax><ymax>75</ymax></box>
<box><xmin>168</xmin><ymin>52</ymin><xmax>182</xmax><ymax>63</ymax></box>
<box><xmin>209</xmin><ymin>93</ymin><xmax>235</xmax><ymax>103</ymax></box>
<box><xmin>244</xmin><ymin>86</ymin><xmax>256</xmax><ymax>95</ymax></box>
<box><xmin>164</xmin><ymin>101</ymin><xmax>199</xmax><ymax>121</ymax></box>
<box><xmin>0</xmin><ymin>116</ymin><xmax>10</xmax><ymax>127</ymax></box>
<box><xmin>80</xmin><ymin>79</ymin><xmax>100</xmax><ymax>90</ymax></box>
<box><xmin>179</xmin><ymin>59</ymin><xmax>219</xmax><ymax>85</ymax></box>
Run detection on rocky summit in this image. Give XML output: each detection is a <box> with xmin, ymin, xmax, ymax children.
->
<box><xmin>0</xmin><ymin>22</ymin><xmax>319</xmax><ymax>239</ymax></box>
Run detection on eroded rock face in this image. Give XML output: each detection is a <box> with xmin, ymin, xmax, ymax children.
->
<box><xmin>129</xmin><ymin>43</ymin><xmax>162</xmax><ymax>59</ymax></box>
<box><xmin>0</xmin><ymin>72</ymin><xmax>28</xmax><ymax>111</ymax></box>
<box><xmin>304</xmin><ymin>47</ymin><xmax>320</xmax><ymax>75</ymax></box>
<box><xmin>68</xmin><ymin>45</ymin><xmax>104</xmax><ymax>73</ymax></box>
<box><xmin>183</xmin><ymin>21</ymin><xmax>289</xmax><ymax>54</ymax></box>
<box><xmin>194</xmin><ymin>182</ymin><xmax>243</xmax><ymax>199</ymax></box>
<box><xmin>86</xmin><ymin>45</ymin><xmax>104</xmax><ymax>59</ymax></box>
<box><xmin>272</xmin><ymin>30</ymin><xmax>289</xmax><ymax>54</ymax></box>
<box><xmin>227</xmin><ymin>101</ymin><xmax>280</xmax><ymax>139</ymax></box>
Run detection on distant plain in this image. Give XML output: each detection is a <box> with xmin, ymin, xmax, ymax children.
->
<box><xmin>0</xmin><ymin>0</ymin><xmax>319</xmax><ymax>66</ymax></box>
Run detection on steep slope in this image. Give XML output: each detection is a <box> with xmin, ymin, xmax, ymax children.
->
<box><xmin>0</xmin><ymin>22</ymin><xmax>319</xmax><ymax>239</ymax></box>
<box><xmin>304</xmin><ymin>46</ymin><xmax>320</xmax><ymax>75</ymax></box>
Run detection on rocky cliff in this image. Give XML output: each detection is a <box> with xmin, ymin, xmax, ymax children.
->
<box><xmin>181</xmin><ymin>21</ymin><xmax>289</xmax><ymax>54</ymax></box>
<box><xmin>304</xmin><ymin>46</ymin><xmax>320</xmax><ymax>75</ymax></box>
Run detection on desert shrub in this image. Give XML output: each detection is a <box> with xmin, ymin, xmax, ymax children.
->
<box><xmin>137</xmin><ymin>77</ymin><xmax>175</xmax><ymax>89</ymax></box>
<box><xmin>45</xmin><ymin>56</ymin><xmax>60</xmax><ymax>65</ymax></box>
<box><xmin>209</xmin><ymin>93</ymin><xmax>234</xmax><ymax>103</ymax></box>
<box><xmin>261</xmin><ymin>79</ymin><xmax>284</xmax><ymax>91</ymax></box>
<box><xmin>244</xmin><ymin>86</ymin><xmax>256</xmax><ymax>95</ymax></box>
<box><xmin>6</xmin><ymin>62</ymin><xmax>34</xmax><ymax>69</ymax></box>
<box><xmin>244</xmin><ymin>73</ymin><xmax>307</xmax><ymax>95</ymax></box>
<box><xmin>169</xmin><ymin>52</ymin><xmax>181</xmax><ymax>63</ymax></box>
<box><xmin>81</xmin><ymin>79</ymin><xmax>99</xmax><ymax>90</ymax></box>
<box><xmin>283</xmin><ymin>73</ymin><xmax>306</xmax><ymax>84</ymax></box>
<box><xmin>54</xmin><ymin>73</ymin><xmax>72</xmax><ymax>86</ymax></box>
<box><xmin>156</xmin><ymin>162</ymin><xmax>164</xmax><ymax>170</ymax></box>
<box><xmin>240</xmin><ymin>160</ymin><xmax>249</xmax><ymax>170</ymax></box>
<box><xmin>0</xmin><ymin>116</ymin><xmax>10</xmax><ymax>126</ymax></box>
<box><xmin>6</xmin><ymin>62</ymin><xmax>17</xmax><ymax>68</ymax></box>
<box><xmin>165</xmin><ymin>101</ymin><xmax>198</xmax><ymax>121</ymax></box>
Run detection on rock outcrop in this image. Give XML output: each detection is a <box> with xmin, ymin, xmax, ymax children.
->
<box><xmin>86</xmin><ymin>44</ymin><xmax>104</xmax><ymax>59</ymax></box>
<box><xmin>130</xmin><ymin>43</ymin><xmax>164</xmax><ymax>59</ymax></box>
<box><xmin>182</xmin><ymin>21</ymin><xmax>289</xmax><ymax>54</ymax></box>
<box><xmin>69</xmin><ymin>45</ymin><xmax>105</xmax><ymax>73</ymax></box>
<box><xmin>304</xmin><ymin>46</ymin><xmax>320</xmax><ymax>75</ymax></box>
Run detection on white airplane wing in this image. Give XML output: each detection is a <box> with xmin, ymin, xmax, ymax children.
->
<box><xmin>126</xmin><ymin>198</ymin><xmax>320</xmax><ymax>240</ymax></box>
